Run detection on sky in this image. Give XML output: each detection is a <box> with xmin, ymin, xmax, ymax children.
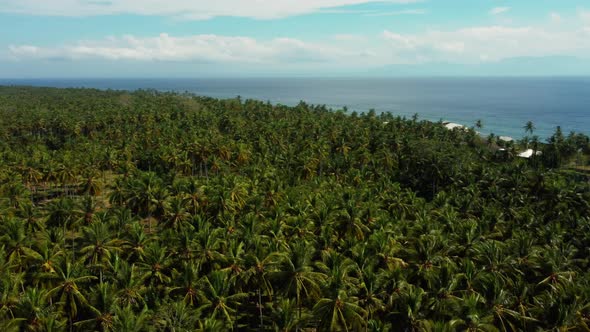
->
<box><xmin>1</xmin><ymin>0</ymin><xmax>590</xmax><ymax>77</ymax></box>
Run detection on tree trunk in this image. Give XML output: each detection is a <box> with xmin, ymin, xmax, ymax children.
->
<box><xmin>258</xmin><ymin>288</ymin><xmax>264</xmax><ymax>331</ymax></box>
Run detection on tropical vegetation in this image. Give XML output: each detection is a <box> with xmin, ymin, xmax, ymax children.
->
<box><xmin>0</xmin><ymin>86</ymin><xmax>589</xmax><ymax>331</ymax></box>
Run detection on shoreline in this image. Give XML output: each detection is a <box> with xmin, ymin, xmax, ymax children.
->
<box><xmin>1</xmin><ymin>78</ymin><xmax>588</xmax><ymax>140</ymax></box>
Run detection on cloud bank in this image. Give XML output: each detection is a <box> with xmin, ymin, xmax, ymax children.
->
<box><xmin>0</xmin><ymin>0</ymin><xmax>421</xmax><ymax>19</ymax></box>
<box><xmin>7</xmin><ymin>8</ymin><xmax>590</xmax><ymax>68</ymax></box>
<box><xmin>9</xmin><ymin>23</ymin><xmax>590</xmax><ymax>67</ymax></box>
<box><xmin>8</xmin><ymin>34</ymin><xmax>356</xmax><ymax>64</ymax></box>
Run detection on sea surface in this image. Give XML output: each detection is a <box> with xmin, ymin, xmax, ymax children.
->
<box><xmin>1</xmin><ymin>77</ymin><xmax>589</xmax><ymax>140</ymax></box>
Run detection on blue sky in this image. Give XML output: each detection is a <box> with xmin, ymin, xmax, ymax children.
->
<box><xmin>1</xmin><ymin>0</ymin><xmax>589</xmax><ymax>77</ymax></box>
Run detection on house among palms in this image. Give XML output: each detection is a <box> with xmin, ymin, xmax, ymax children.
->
<box><xmin>442</xmin><ymin>121</ymin><xmax>467</xmax><ymax>131</ymax></box>
<box><xmin>517</xmin><ymin>149</ymin><xmax>542</xmax><ymax>158</ymax></box>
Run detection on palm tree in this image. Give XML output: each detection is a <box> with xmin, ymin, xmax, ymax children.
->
<box><xmin>272</xmin><ymin>241</ymin><xmax>327</xmax><ymax>329</ymax></box>
<box><xmin>2</xmin><ymin>181</ymin><xmax>31</xmax><ymax>210</ymax></box>
<box><xmin>154</xmin><ymin>300</ymin><xmax>200</xmax><ymax>332</ymax></box>
<box><xmin>123</xmin><ymin>222</ymin><xmax>151</xmax><ymax>263</ymax></box>
<box><xmin>193</xmin><ymin>221</ymin><xmax>225</xmax><ymax>275</ymax></box>
<box><xmin>44</xmin><ymin>197</ymin><xmax>77</xmax><ymax>229</ymax></box>
<box><xmin>475</xmin><ymin>120</ymin><xmax>483</xmax><ymax>131</ymax></box>
<box><xmin>0</xmin><ymin>217</ymin><xmax>36</xmax><ymax>271</ymax></box>
<box><xmin>46</xmin><ymin>261</ymin><xmax>97</xmax><ymax>332</ymax></box>
<box><xmin>19</xmin><ymin>165</ymin><xmax>43</xmax><ymax>193</ymax></box>
<box><xmin>390</xmin><ymin>284</ymin><xmax>428</xmax><ymax>330</ymax></box>
<box><xmin>44</xmin><ymin>197</ymin><xmax>78</xmax><ymax>259</ymax></box>
<box><xmin>196</xmin><ymin>270</ymin><xmax>248</xmax><ymax>329</ymax></box>
<box><xmin>124</xmin><ymin>172</ymin><xmax>168</xmax><ymax>232</ymax></box>
<box><xmin>17</xmin><ymin>202</ymin><xmax>45</xmax><ymax>233</ymax></box>
<box><xmin>78</xmin><ymin>222</ymin><xmax>124</xmax><ymax>283</ymax></box>
<box><xmin>419</xmin><ymin>320</ymin><xmax>460</xmax><ymax>332</ymax></box>
<box><xmin>0</xmin><ymin>246</ymin><xmax>24</xmax><ymax>329</ymax></box>
<box><xmin>112</xmin><ymin>259</ymin><xmax>146</xmax><ymax>308</ymax></box>
<box><xmin>80</xmin><ymin>169</ymin><xmax>102</xmax><ymax>196</ymax></box>
<box><xmin>524</xmin><ymin>121</ymin><xmax>535</xmax><ymax>136</ymax></box>
<box><xmin>196</xmin><ymin>317</ymin><xmax>226</xmax><ymax>332</ymax></box>
<box><xmin>313</xmin><ymin>289</ymin><xmax>367</xmax><ymax>331</ymax></box>
<box><xmin>318</xmin><ymin>251</ymin><xmax>360</xmax><ymax>298</ymax></box>
<box><xmin>181</xmin><ymin>179</ymin><xmax>206</xmax><ymax>215</ymax></box>
<box><xmin>242</xmin><ymin>247</ymin><xmax>282</xmax><ymax>329</ymax></box>
<box><xmin>333</xmin><ymin>200</ymin><xmax>370</xmax><ymax>241</ymax></box>
<box><xmin>357</xmin><ymin>268</ymin><xmax>385</xmax><ymax>323</ymax></box>
<box><xmin>268</xmin><ymin>298</ymin><xmax>306</xmax><ymax>332</ymax></box>
<box><xmin>12</xmin><ymin>288</ymin><xmax>56</xmax><ymax>332</ymax></box>
<box><xmin>138</xmin><ymin>243</ymin><xmax>173</xmax><ymax>290</ymax></box>
<box><xmin>530</xmin><ymin>135</ymin><xmax>540</xmax><ymax>160</ymax></box>
<box><xmin>162</xmin><ymin>196</ymin><xmax>191</xmax><ymax>231</ymax></box>
<box><xmin>78</xmin><ymin>195</ymin><xmax>99</xmax><ymax>225</ymax></box>
<box><xmin>75</xmin><ymin>282</ymin><xmax>118</xmax><ymax>332</ymax></box>
<box><xmin>455</xmin><ymin>293</ymin><xmax>497</xmax><ymax>332</ymax></box>
<box><xmin>170</xmin><ymin>262</ymin><xmax>200</xmax><ymax>306</ymax></box>
<box><xmin>112</xmin><ymin>305</ymin><xmax>151</xmax><ymax>332</ymax></box>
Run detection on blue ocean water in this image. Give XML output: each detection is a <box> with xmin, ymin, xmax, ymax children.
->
<box><xmin>1</xmin><ymin>77</ymin><xmax>589</xmax><ymax>139</ymax></box>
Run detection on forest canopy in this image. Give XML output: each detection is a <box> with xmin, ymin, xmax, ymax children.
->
<box><xmin>0</xmin><ymin>86</ymin><xmax>589</xmax><ymax>331</ymax></box>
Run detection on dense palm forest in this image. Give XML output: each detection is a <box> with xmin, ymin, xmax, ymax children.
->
<box><xmin>0</xmin><ymin>86</ymin><xmax>589</xmax><ymax>332</ymax></box>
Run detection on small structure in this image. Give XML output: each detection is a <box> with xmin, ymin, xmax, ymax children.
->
<box><xmin>442</xmin><ymin>121</ymin><xmax>467</xmax><ymax>131</ymax></box>
<box><xmin>499</xmin><ymin>136</ymin><xmax>514</xmax><ymax>142</ymax></box>
<box><xmin>517</xmin><ymin>149</ymin><xmax>542</xmax><ymax>158</ymax></box>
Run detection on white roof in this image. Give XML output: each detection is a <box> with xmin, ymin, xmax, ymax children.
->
<box><xmin>499</xmin><ymin>136</ymin><xmax>514</xmax><ymax>142</ymax></box>
<box><xmin>517</xmin><ymin>149</ymin><xmax>542</xmax><ymax>158</ymax></box>
<box><xmin>444</xmin><ymin>122</ymin><xmax>466</xmax><ymax>130</ymax></box>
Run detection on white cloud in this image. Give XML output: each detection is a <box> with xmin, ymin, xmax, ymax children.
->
<box><xmin>9</xmin><ymin>21</ymin><xmax>590</xmax><ymax>68</ymax></box>
<box><xmin>581</xmin><ymin>10</ymin><xmax>590</xmax><ymax>29</ymax></box>
<box><xmin>382</xmin><ymin>31</ymin><xmax>420</xmax><ymax>49</ymax></box>
<box><xmin>455</xmin><ymin>26</ymin><xmax>532</xmax><ymax>39</ymax></box>
<box><xmin>550</xmin><ymin>12</ymin><xmax>561</xmax><ymax>23</ymax></box>
<box><xmin>0</xmin><ymin>0</ymin><xmax>421</xmax><ymax>19</ymax></box>
<box><xmin>381</xmin><ymin>24</ymin><xmax>590</xmax><ymax>63</ymax></box>
<box><xmin>333</xmin><ymin>34</ymin><xmax>367</xmax><ymax>42</ymax></box>
<box><xmin>8</xmin><ymin>45</ymin><xmax>41</xmax><ymax>56</ymax></box>
<box><xmin>490</xmin><ymin>7</ymin><xmax>511</xmax><ymax>15</ymax></box>
<box><xmin>8</xmin><ymin>33</ymin><xmax>351</xmax><ymax>64</ymax></box>
<box><xmin>364</xmin><ymin>9</ymin><xmax>426</xmax><ymax>17</ymax></box>
<box><xmin>437</xmin><ymin>42</ymin><xmax>465</xmax><ymax>53</ymax></box>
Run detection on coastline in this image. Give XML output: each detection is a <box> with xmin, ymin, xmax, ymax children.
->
<box><xmin>1</xmin><ymin>77</ymin><xmax>589</xmax><ymax>140</ymax></box>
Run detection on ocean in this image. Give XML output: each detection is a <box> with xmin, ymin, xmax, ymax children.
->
<box><xmin>1</xmin><ymin>77</ymin><xmax>589</xmax><ymax>140</ymax></box>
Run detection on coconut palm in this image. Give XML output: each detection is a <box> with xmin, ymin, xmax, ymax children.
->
<box><xmin>272</xmin><ymin>241</ymin><xmax>327</xmax><ymax>327</ymax></box>
<box><xmin>78</xmin><ymin>222</ymin><xmax>124</xmax><ymax>283</ymax></box>
<box><xmin>46</xmin><ymin>261</ymin><xmax>97</xmax><ymax>331</ymax></box>
<box><xmin>75</xmin><ymin>282</ymin><xmax>118</xmax><ymax>332</ymax></box>
<box><xmin>524</xmin><ymin>121</ymin><xmax>535</xmax><ymax>136</ymax></box>
<box><xmin>154</xmin><ymin>300</ymin><xmax>200</xmax><ymax>332</ymax></box>
<box><xmin>313</xmin><ymin>289</ymin><xmax>367</xmax><ymax>331</ymax></box>
<box><xmin>0</xmin><ymin>217</ymin><xmax>36</xmax><ymax>270</ymax></box>
<box><xmin>12</xmin><ymin>288</ymin><xmax>56</xmax><ymax>332</ymax></box>
<box><xmin>111</xmin><ymin>305</ymin><xmax>151</xmax><ymax>332</ymax></box>
<box><xmin>196</xmin><ymin>270</ymin><xmax>248</xmax><ymax>329</ymax></box>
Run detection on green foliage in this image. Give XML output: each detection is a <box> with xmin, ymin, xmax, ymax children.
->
<box><xmin>0</xmin><ymin>86</ymin><xmax>589</xmax><ymax>330</ymax></box>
